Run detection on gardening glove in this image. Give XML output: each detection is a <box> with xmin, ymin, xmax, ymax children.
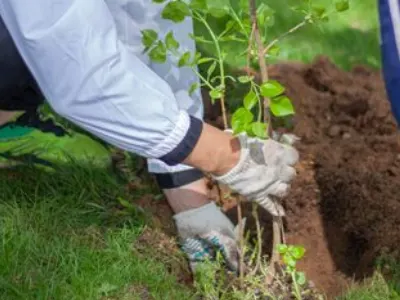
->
<box><xmin>173</xmin><ymin>202</ymin><xmax>245</xmax><ymax>273</ymax></box>
<box><xmin>213</xmin><ymin>132</ymin><xmax>299</xmax><ymax>217</ymax></box>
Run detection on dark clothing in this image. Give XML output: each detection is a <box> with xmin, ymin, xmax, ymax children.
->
<box><xmin>0</xmin><ymin>16</ymin><xmax>43</xmax><ymax>111</ymax></box>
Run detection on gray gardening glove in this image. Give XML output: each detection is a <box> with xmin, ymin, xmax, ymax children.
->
<box><xmin>173</xmin><ymin>202</ymin><xmax>244</xmax><ymax>273</ymax></box>
<box><xmin>213</xmin><ymin>132</ymin><xmax>299</xmax><ymax>216</ymax></box>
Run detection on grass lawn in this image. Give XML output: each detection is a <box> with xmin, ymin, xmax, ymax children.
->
<box><xmin>1</xmin><ymin>0</ymin><xmax>399</xmax><ymax>299</ymax></box>
<box><xmin>0</xmin><ymin>165</ymin><xmax>193</xmax><ymax>300</ymax></box>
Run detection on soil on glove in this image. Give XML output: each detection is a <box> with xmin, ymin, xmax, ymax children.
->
<box><xmin>206</xmin><ymin>56</ymin><xmax>400</xmax><ymax>299</ymax></box>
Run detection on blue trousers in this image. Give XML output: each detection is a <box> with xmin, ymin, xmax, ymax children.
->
<box><xmin>379</xmin><ymin>0</ymin><xmax>400</xmax><ymax>125</ymax></box>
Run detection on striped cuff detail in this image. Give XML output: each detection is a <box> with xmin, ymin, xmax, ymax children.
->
<box><xmin>154</xmin><ymin>168</ymin><xmax>204</xmax><ymax>189</ymax></box>
<box><xmin>159</xmin><ymin>115</ymin><xmax>203</xmax><ymax>166</ymax></box>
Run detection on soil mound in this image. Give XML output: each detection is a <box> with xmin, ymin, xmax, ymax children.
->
<box><xmin>206</xmin><ymin>56</ymin><xmax>400</xmax><ymax>298</ymax></box>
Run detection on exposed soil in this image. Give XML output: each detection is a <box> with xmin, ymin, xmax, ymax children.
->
<box><xmin>118</xmin><ymin>56</ymin><xmax>400</xmax><ymax>299</ymax></box>
<box><xmin>206</xmin><ymin>56</ymin><xmax>400</xmax><ymax>299</ymax></box>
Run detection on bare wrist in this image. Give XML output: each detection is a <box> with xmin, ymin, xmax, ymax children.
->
<box><xmin>183</xmin><ymin>123</ymin><xmax>241</xmax><ymax>176</ymax></box>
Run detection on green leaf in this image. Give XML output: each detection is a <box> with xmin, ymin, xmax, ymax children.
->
<box><xmin>295</xmin><ymin>272</ymin><xmax>307</xmax><ymax>285</ymax></box>
<box><xmin>238</xmin><ymin>75</ymin><xmax>254</xmax><ymax>83</ymax></box>
<box><xmin>197</xmin><ymin>57</ymin><xmax>214</xmax><ymax>64</ymax></box>
<box><xmin>257</xmin><ymin>3</ymin><xmax>275</xmax><ymax>28</ymax></box>
<box><xmin>141</xmin><ymin>29</ymin><xmax>158</xmax><ymax>48</ymax></box>
<box><xmin>149</xmin><ymin>41</ymin><xmax>167</xmax><ymax>63</ymax></box>
<box><xmin>242</xmin><ymin>18</ymin><xmax>252</xmax><ymax>33</ymax></box>
<box><xmin>283</xmin><ymin>253</ymin><xmax>297</xmax><ymax>268</ymax></box>
<box><xmin>321</xmin><ymin>15</ymin><xmax>330</xmax><ymax>22</ymax></box>
<box><xmin>165</xmin><ymin>31</ymin><xmax>180</xmax><ymax>50</ymax></box>
<box><xmin>207</xmin><ymin>0</ymin><xmax>230</xmax><ymax>18</ymax></box>
<box><xmin>267</xmin><ymin>45</ymin><xmax>280</xmax><ymax>57</ymax></box>
<box><xmin>238</xmin><ymin>0</ymin><xmax>248</xmax><ymax>10</ymax></box>
<box><xmin>194</xmin><ymin>52</ymin><xmax>202</xmax><ymax>64</ymax></box>
<box><xmin>251</xmin><ymin>122</ymin><xmax>268</xmax><ymax>139</ymax></box>
<box><xmin>152</xmin><ymin>0</ymin><xmax>166</xmax><ymax>3</ymax></box>
<box><xmin>231</xmin><ymin>108</ymin><xmax>254</xmax><ymax>134</ymax></box>
<box><xmin>290</xmin><ymin>246</ymin><xmax>306</xmax><ymax>260</ymax></box>
<box><xmin>190</xmin><ymin>0</ymin><xmax>207</xmax><ymax>10</ymax></box>
<box><xmin>270</xmin><ymin>96</ymin><xmax>295</xmax><ymax>117</ymax></box>
<box><xmin>277</xmin><ymin>244</ymin><xmax>288</xmax><ymax>254</ymax></box>
<box><xmin>243</xmin><ymin>90</ymin><xmax>257</xmax><ymax>110</ymax></box>
<box><xmin>224</xmin><ymin>20</ymin><xmax>236</xmax><ymax>32</ymax></box>
<box><xmin>312</xmin><ymin>6</ymin><xmax>326</xmax><ymax>18</ymax></box>
<box><xmin>189</xmin><ymin>82</ymin><xmax>199</xmax><ymax>95</ymax></box>
<box><xmin>207</xmin><ymin>61</ymin><xmax>217</xmax><ymax>79</ymax></box>
<box><xmin>219</xmin><ymin>35</ymin><xmax>246</xmax><ymax>42</ymax></box>
<box><xmin>118</xmin><ymin>197</ymin><xmax>135</xmax><ymax>210</ymax></box>
<box><xmin>225</xmin><ymin>75</ymin><xmax>237</xmax><ymax>83</ymax></box>
<box><xmin>335</xmin><ymin>0</ymin><xmax>349</xmax><ymax>12</ymax></box>
<box><xmin>233</xmin><ymin>121</ymin><xmax>253</xmax><ymax>135</ymax></box>
<box><xmin>161</xmin><ymin>1</ymin><xmax>191</xmax><ymax>23</ymax></box>
<box><xmin>260</xmin><ymin>80</ymin><xmax>285</xmax><ymax>98</ymax></box>
<box><xmin>209</xmin><ymin>89</ymin><xmax>223</xmax><ymax>100</ymax></box>
<box><xmin>178</xmin><ymin>51</ymin><xmax>191</xmax><ymax>67</ymax></box>
<box><xmin>189</xmin><ymin>34</ymin><xmax>212</xmax><ymax>44</ymax></box>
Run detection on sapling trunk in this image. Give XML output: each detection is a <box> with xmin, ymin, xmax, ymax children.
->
<box><xmin>248</xmin><ymin>0</ymin><xmax>283</xmax><ymax>284</ymax></box>
<box><xmin>237</xmin><ymin>197</ymin><xmax>245</xmax><ymax>288</ymax></box>
<box><xmin>250</xmin><ymin>202</ymin><xmax>263</xmax><ymax>276</ymax></box>
<box><xmin>248</xmin><ymin>0</ymin><xmax>271</xmax><ymax>131</ymax></box>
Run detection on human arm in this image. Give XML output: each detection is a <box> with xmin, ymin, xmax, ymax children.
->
<box><xmin>0</xmin><ymin>0</ymin><xmax>203</xmax><ymax>166</ymax></box>
<box><xmin>0</xmin><ymin>0</ymin><xmax>299</xmax><ymax>216</ymax></box>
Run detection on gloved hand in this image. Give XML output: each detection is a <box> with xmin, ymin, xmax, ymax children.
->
<box><xmin>173</xmin><ymin>202</ymin><xmax>244</xmax><ymax>273</ymax></box>
<box><xmin>212</xmin><ymin>132</ymin><xmax>299</xmax><ymax>216</ymax></box>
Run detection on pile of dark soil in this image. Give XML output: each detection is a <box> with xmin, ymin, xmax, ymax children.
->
<box><xmin>206</xmin><ymin>56</ymin><xmax>400</xmax><ymax>299</ymax></box>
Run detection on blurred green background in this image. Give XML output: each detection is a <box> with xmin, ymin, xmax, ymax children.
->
<box><xmin>195</xmin><ymin>0</ymin><xmax>380</xmax><ymax>71</ymax></box>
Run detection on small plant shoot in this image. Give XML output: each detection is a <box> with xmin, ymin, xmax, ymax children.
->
<box><xmin>278</xmin><ymin>244</ymin><xmax>307</xmax><ymax>300</ymax></box>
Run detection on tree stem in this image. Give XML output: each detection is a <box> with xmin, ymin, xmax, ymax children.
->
<box><xmin>248</xmin><ymin>0</ymin><xmax>271</xmax><ymax>135</ymax></box>
<box><xmin>194</xmin><ymin>12</ymin><xmax>228</xmax><ymax>129</ymax></box>
<box><xmin>237</xmin><ymin>197</ymin><xmax>245</xmax><ymax>288</ymax></box>
<box><xmin>248</xmin><ymin>0</ymin><xmax>284</xmax><ymax>286</ymax></box>
<box><xmin>250</xmin><ymin>203</ymin><xmax>263</xmax><ymax>275</ymax></box>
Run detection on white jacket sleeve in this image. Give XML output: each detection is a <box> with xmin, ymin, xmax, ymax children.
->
<box><xmin>0</xmin><ymin>0</ymin><xmax>203</xmax><ymax>165</ymax></box>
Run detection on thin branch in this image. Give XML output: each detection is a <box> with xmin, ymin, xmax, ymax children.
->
<box><xmin>194</xmin><ymin>12</ymin><xmax>228</xmax><ymax>129</ymax></box>
<box><xmin>248</xmin><ymin>0</ymin><xmax>271</xmax><ymax>135</ymax></box>
<box><xmin>279</xmin><ymin>214</ymin><xmax>286</xmax><ymax>245</ymax></box>
<box><xmin>248</xmin><ymin>0</ymin><xmax>268</xmax><ymax>83</ymax></box>
<box><xmin>266</xmin><ymin>215</ymin><xmax>282</xmax><ymax>284</ymax></box>
<box><xmin>237</xmin><ymin>197</ymin><xmax>245</xmax><ymax>288</ymax></box>
<box><xmin>220</xmin><ymin>95</ymin><xmax>228</xmax><ymax>129</ymax></box>
<box><xmin>246</xmin><ymin>23</ymin><xmax>256</xmax><ymax>76</ymax></box>
<box><xmin>263</xmin><ymin>21</ymin><xmax>307</xmax><ymax>56</ymax></box>
<box><xmin>250</xmin><ymin>203</ymin><xmax>263</xmax><ymax>276</ymax></box>
<box><xmin>191</xmin><ymin>67</ymin><xmax>214</xmax><ymax>90</ymax></box>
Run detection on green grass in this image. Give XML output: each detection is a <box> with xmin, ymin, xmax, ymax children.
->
<box><xmin>339</xmin><ymin>272</ymin><xmax>400</xmax><ymax>300</ymax></box>
<box><xmin>0</xmin><ymin>165</ymin><xmax>193</xmax><ymax>300</ymax></box>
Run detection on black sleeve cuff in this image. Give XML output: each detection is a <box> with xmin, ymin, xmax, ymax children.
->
<box><xmin>159</xmin><ymin>115</ymin><xmax>203</xmax><ymax>166</ymax></box>
<box><xmin>154</xmin><ymin>168</ymin><xmax>204</xmax><ymax>189</ymax></box>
